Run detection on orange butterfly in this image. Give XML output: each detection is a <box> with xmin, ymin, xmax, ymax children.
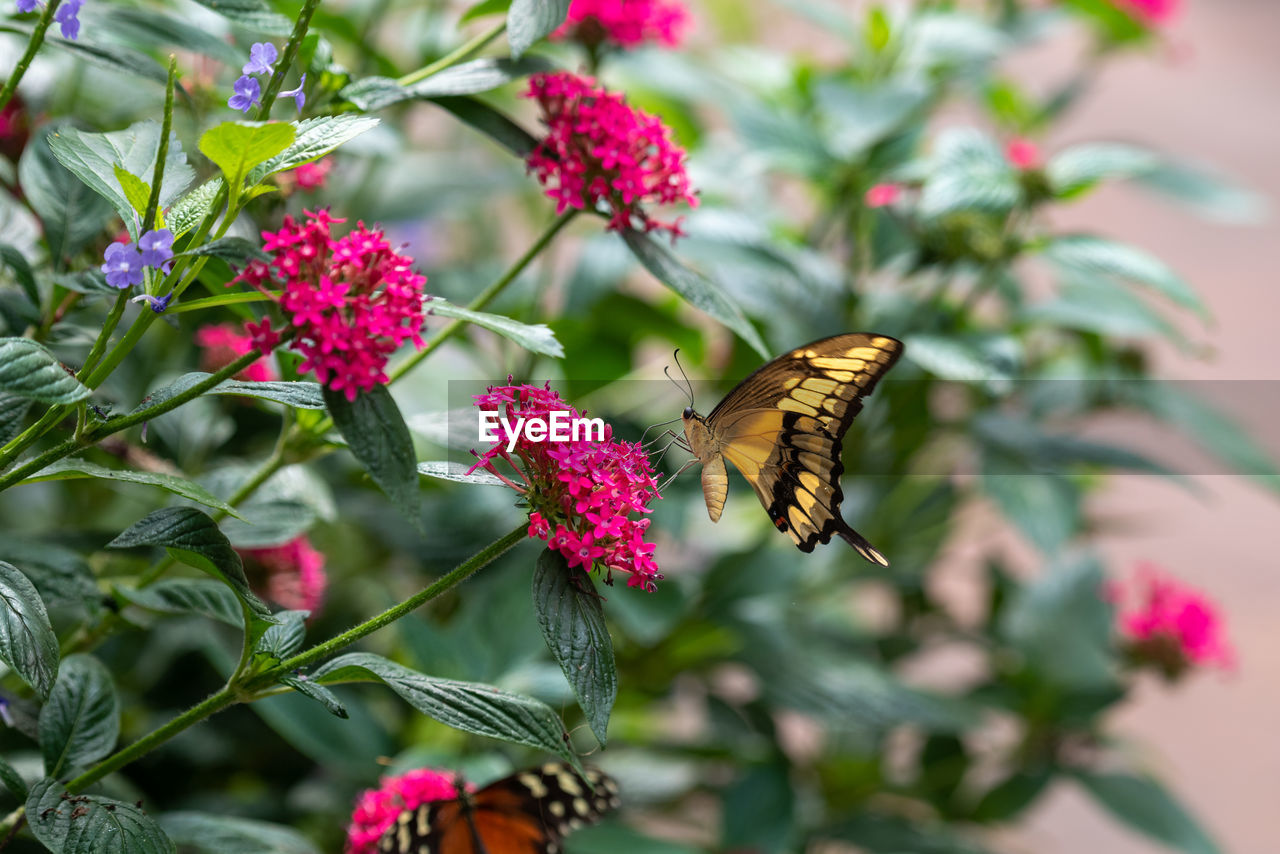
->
<box><xmin>377</xmin><ymin>764</ymin><xmax>619</xmax><ymax>854</ymax></box>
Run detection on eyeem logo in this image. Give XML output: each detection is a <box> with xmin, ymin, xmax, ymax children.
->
<box><xmin>478</xmin><ymin>410</ymin><xmax>606</xmax><ymax>453</ymax></box>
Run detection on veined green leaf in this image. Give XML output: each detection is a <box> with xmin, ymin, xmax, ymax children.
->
<box><xmin>0</xmin><ymin>560</ymin><xmax>59</xmax><ymax>699</ymax></box>
<box><xmin>22</xmin><ymin>458</ymin><xmax>243</xmax><ymax>518</ymax></box>
<box><xmin>38</xmin><ymin>654</ymin><xmax>118</xmax><ymax>777</ymax></box>
<box><xmin>428</xmin><ymin>299</ymin><xmax>563</xmax><ymax>357</ymax></box>
<box><xmin>159</xmin><ymin>812</ymin><xmax>319</xmax><ymax>854</ymax></box>
<box><xmin>1075</xmin><ymin>771</ymin><xmax>1221</xmax><ymax>854</ymax></box>
<box><xmin>341</xmin><ymin>57</ymin><xmax>554</xmax><ymax>111</ymax></box>
<box><xmin>117</xmin><ymin>579</ymin><xmax>244</xmax><ymax>628</ymax></box>
<box><xmin>324</xmin><ymin>385</ymin><xmax>422</xmax><ymax>525</ymax></box>
<box><xmin>1042</xmin><ymin>235</ymin><xmax>1206</xmax><ymax>318</ymax></box>
<box><xmin>27</xmin><ymin>778</ymin><xmax>175</xmax><ymax>854</ymax></box>
<box><xmin>18</xmin><ymin>129</ymin><xmax>114</xmax><ymax>262</ymax></box>
<box><xmin>507</xmin><ymin>0</ymin><xmax>570</xmax><ymax>57</ymax></box>
<box><xmin>0</xmin><ymin>337</ymin><xmax>91</xmax><ymax>403</ymax></box>
<box><xmin>199</xmin><ymin>122</ymin><xmax>296</xmax><ymax>202</ymax></box>
<box><xmin>417</xmin><ymin>461</ymin><xmax>506</xmax><ymax>487</ymax></box>
<box><xmin>249</xmin><ymin>115</ymin><xmax>380</xmax><ymax>182</ymax></box>
<box><xmin>190</xmin><ymin>0</ymin><xmax>291</xmax><ymax>34</ymax></box>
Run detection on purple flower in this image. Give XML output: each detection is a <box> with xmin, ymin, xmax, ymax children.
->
<box><xmin>138</xmin><ymin>228</ymin><xmax>174</xmax><ymax>272</ymax></box>
<box><xmin>280</xmin><ymin>74</ymin><xmax>306</xmax><ymax>113</ymax></box>
<box><xmin>101</xmin><ymin>242</ymin><xmax>143</xmax><ymax>289</ymax></box>
<box><xmin>242</xmin><ymin>42</ymin><xmax>278</xmax><ymax>76</ymax></box>
<box><xmin>53</xmin><ymin>0</ymin><xmax>81</xmax><ymax>40</ymax></box>
<box><xmin>15</xmin><ymin>0</ymin><xmax>40</xmax><ymax>13</ymax></box>
<box><xmin>131</xmin><ymin>292</ymin><xmax>173</xmax><ymax>313</ymax></box>
<box><xmin>228</xmin><ymin>75</ymin><xmax>261</xmax><ymax>114</ymax></box>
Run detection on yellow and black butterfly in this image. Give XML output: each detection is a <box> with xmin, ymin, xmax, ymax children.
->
<box><xmin>675</xmin><ymin>333</ymin><xmax>902</xmax><ymax>564</ymax></box>
<box><xmin>377</xmin><ymin>763</ymin><xmax>619</xmax><ymax>854</ymax></box>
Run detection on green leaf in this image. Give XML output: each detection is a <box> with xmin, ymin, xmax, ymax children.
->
<box><xmin>93</xmin><ymin>6</ymin><xmax>244</xmax><ymax>67</ymax></box>
<box><xmin>1137</xmin><ymin>159</ymin><xmax>1267</xmax><ymax>224</ymax></box>
<box><xmin>312</xmin><ymin>652</ymin><xmax>577</xmax><ymax>767</ymax></box>
<box><xmin>903</xmin><ymin>333</ymin><xmax>1014</xmax><ymax>385</ymax></box>
<box><xmin>568</xmin><ymin>823</ymin><xmax>701</xmax><ymax>854</ymax></box>
<box><xmin>0</xmin><ymin>560</ymin><xmax>59</xmax><ymax>699</ymax></box>
<box><xmin>23</xmin><ymin>459</ymin><xmax>244</xmax><ymax>518</ymax></box>
<box><xmin>722</xmin><ymin>761</ymin><xmax>795</xmax><ymax>854</ymax></box>
<box><xmin>249</xmin><ymin>115</ymin><xmax>380</xmax><ymax>182</ymax></box>
<box><xmin>159</xmin><ymin>812</ymin><xmax>319</xmax><ymax>854</ymax></box>
<box><xmin>114</xmin><ymin>165</ymin><xmax>152</xmax><ymax>217</ymax></box>
<box><xmin>23</xmin><ymin>27</ymin><xmax>169</xmax><ymax>84</ymax></box>
<box><xmin>824</xmin><ymin>812</ymin><xmax>993</xmax><ymax>854</ymax></box>
<box><xmin>324</xmin><ymin>385</ymin><xmax>422</xmax><ymax>523</ymax></box>
<box><xmin>254</xmin><ymin>610</ymin><xmax>308</xmax><ymax>660</ymax></box>
<box><xmin>1000</xmin><ymin>554</ymin><xmax>1114</xmax><ymax>690</ymax></box>
<box><xmin>39</xmin><ymin>654</ymin><xmax>118</xmax><ymax>777</ymax></box>
<box><xmin>973</xmin><ymin>412</ymin><xmax>1182</xmax><ymax>480</ymax></box>
<box><xmin>0</xmin><ymin>393</ymin><xmax>30</xmax><ymax>446</ymax></box>
<box><xmin>178</xmin><ymin>236</ymin><xmax>270</xmax><ymax>266</ymax></box>
<box><xmin>52</xmin><ymin>270</ymin><xmax>116</xmax><ymax>295</ymax></box>
<box><xmin>1042</xmin><ymin>235</ymin><xmax>1206</xmax><ymax>318</ymax></box>
<box><xmin>972</xmin><ymin>769</ymin><xmax>1053</xmax><ymax>821</ymax></box>
<box><xmin>167</xmin><ymin>178</ymin><xmax>223</xmax><ymax>238</ymax></box>
<box><xmin>0</xmin><ymin>243</ymin><xmax>40</xmax><ymax>308</ymax></box>
<box><xmin>221</xmin><ymin>500</ymin><xmax>317</xmax><ymax>548</ymax></box>
<box><xmin>417</xmin><ymin>461</ymin><xmax>506</xmax><ymax>487</ymax></box>
<box><xmin>813</xmin><ymin>79</ymin><xmax>928</xmax><ymax>159</ymax></box>
<box><xmin>0</xmin><ymin>754</ymin><xmax>27</xmax><ymax>800</ymax></box>
<box><xmin>428</xmin><ymin>299</ymin><xmax>564</xmax><ymax>357</ymax></box>
<box><xmin>1075</xmin><ymin>771</ymin><xmax>1221</xmax><ymax>854</ymax></box>
<box><xmin>981</xmin><ymin>471</ymin><xmax>1079</xmax><ymax>555</ymax></box>
<box><xmin>107</xmin><ymin>507</ymin><xmax>273</xmax><ymax>618</ymax></box>
<box><xmin>27</xmin><ymin>778</ymin><xmax>175</xmax><ymax>854</ymax></box>
<box><xmin>532</xmin><ymin>550</ymin><xmax>616</xmax><ymax>745</ymax></box>
<box><xmin>190</xmin><ymin>0</ymin><xmax>292</xmax><ymax>34</ymax></box>
<box><xmin>130</xmin><ymin>372</ymin><xmax>326</xmax><ymax>414</ymax></box>
<box><xmin>48</xmin><ymin>121</ymin><xmax>195</xmax><ymax>239</ymax></box>
<box><xmin>18</xmin><ymin>129</ymin><xmax>114</xmax><ymax>262</ymax></box>
<box><xmin>117</xmin><ymin>579</ymin><xmax>244</xmax><ymax>628</ymax></box>
<box><xmin>919</xmin><ymin>127</ymin><xmax>1020</xmax><ymax>218</ymax></box>
<box><xmin>280</xmin><ymin>674</ymin><xmax>349</xmax><ymax>719</ymax></box>
<box><xmin>507</xmin><ymin>0</ymin><xmax>570</xmax><ymax>57</ymax></box>
<box><xmin>0</xmin><ymin>540</ymin><xmax>99</xmax><ymax>610</ymax></box>
<box><xmin>199</xmin><ymin>122</ymin><xmax>296</xmax><ymax>203</ymax></box>
<box><xmin>430</xmin><ymin>95</ymin><xmax>539</xmax><ymax>157</ymax></box>
<box><xmin>1022</xmin><ymin>277</ymin><xmax>1181</xmax><ymax>342</ymax></box>
<box><xmin>0</xmin><ymin>337</ymin><xmax>90</xmax><ymax>403</ymax></box>
<box><xmin>1046</xmin><ymin>142</ymin><xmax>1160</xmax><ymax>197</ymax></box>
<box><xmin>462</xmin><ymin>0</ymin><xmax>511</xmax><ymax>22</ymax></box>
<box><xmin>342</xmin><ymin>57</ymin><xmax>553</xmax><ymax>110</ymax></box>
<box><xmin>621</xmin><ymin>231</ymin><xmax>769</xmax><ymax>358</ymax></box>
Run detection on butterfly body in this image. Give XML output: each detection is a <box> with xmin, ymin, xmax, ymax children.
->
<box><xmin>679</xmin><ymin>333</ymin><xmax>903</xmax><ymax>564</ymax></box>
<box><xmin>378</xmin><ymin>764</ymin><xmax>619</xmax><ymax>854</ymax></box>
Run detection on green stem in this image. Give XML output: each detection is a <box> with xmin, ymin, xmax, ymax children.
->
<box><xmin>256</xmin><ymin>0</ymin><xmax>323</xmax><ymax>118</ymax></box>
<box><xmin>398</xmin><ymin>21</ymin><xmax>508</xmax><ymax>86</ymax></box>
<box><xmin>249</xmin><ymin>524</ymin><xmax>526</xmax><ymax>685</ymax></box>
<box><xmin>78</xmin><ymin>291</ymin><xmax>131</xmax><ymax>381</ymax></box>
<box><xmin>142</xmin><ymin>57</ymin><xmax>178</xmax><ymax>235</ymax></box>
<box><xmin>0</xmin><ymin>0</ymin><xmax>62</xmax><ymax>112</ymax></box>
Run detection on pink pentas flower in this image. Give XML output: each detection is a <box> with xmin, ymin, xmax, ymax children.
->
<box><xmin>865</xmin><ymin>183</ymin><xmax>903</xmax><ymax>208</ymax></box>
<box><xmin>277</xmin><ymin>157</ymin><xmax>333</xmax><ymax>194</ymax></box>
<box><xmin>345</xmin><ymin>768</ymin><xmax>463</xmax><ymax>854</ymax></box>
<box><xmin>232</xmin><ymin>210</ymin><xmax>429</xmax><ymax>401</ymax></box>
<box><xmin>552</xmin><ymin>0</ymin><xmax>691</xmax><ymax>49</ymax></box>
<box><xmin>1107</xmin><ymin>563</ymin><xmax>1235</xmax><ymax>677</ymax></box>
<box><xmin>1113</xmin><ymin>0</ymin><xmax>1180</xmax><ymax>25</ymax></box>
<box><xmin>194</xmin><ymin>323</ymin><xmax>278</xmax><ymax>382</ymax></box>
<box><xmin>239</xmin><ymin>535</ymin><xmax>329</xmax><ymax>615</ymax></box>
<box><xmin>1006</xmin><ymin>137</ymin><xmax>1041</xmax><ymax>170</ymax></box>
<box><xmin>468</xmin><ymin>383</ymin><xmax>663</xmax><ymax>591</ymax></box>
<box><xmin>525</xmin><ymin>71</ymin><xmax>698</xmax><ymax>239</ymax></box>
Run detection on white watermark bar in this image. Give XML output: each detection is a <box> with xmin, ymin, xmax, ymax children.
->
<box><xmin>478</xmin><ymin>410</ymin><xmax>606</xmax><ymax>452</ymax></box>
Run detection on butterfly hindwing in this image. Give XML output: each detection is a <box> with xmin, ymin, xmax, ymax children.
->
<box><xmin>377</xmin><ymin>764</ymin><xmax>619</xmax><ymax>854</ymax></box>
<box><xmin>690</xmin><ymin>334</ymin><xmax>902</xmax><ymax>561</ymax></box>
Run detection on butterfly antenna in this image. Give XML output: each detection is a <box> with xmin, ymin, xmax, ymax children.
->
<box><xmin>672</xmin><ymin>348</ymin><xmax>696</xmax><ymax>406</ymax></box>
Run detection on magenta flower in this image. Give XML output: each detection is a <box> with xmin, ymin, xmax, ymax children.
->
<box><xmin>1108</xmin><ymin>563</ymin><xmax>1235</xmax><ymax>677</ymax></box>
<box><xmin>1006</xmin><ymin>137</ymin><xmax>1041</xmax><ymax>170</ymax></box>
<box><xmin>468</xmin><ymin>384</ymin><xmax>663</xmax><ymax>591</ymax></box>
<box><xmin>292</xmin><ymin>158</ymin><xmax>332</xmax><ymax>191</ymax></box>
<box><xmin>232</xmin><ymin>210</ymin><xmax>427</xmax><ymax>401</ymax></box>
<box><xmin>865</xmin><ymin>183</ymin><xmax>903</xmax><ymax>208</ymax></box>
<box><xmin>553</xmin><ymin>0</ymin><xmax>690</xmax><ymax>49</ymax></box>
<box><xmin>525</xmin><ymin>71</ymin><xmax>698</xmax><ymax>239</ymax></box>
<box><xmin>239</xmin><ymin>535</ymin><xmax>328</xmax><ymax>615</ymax></box>
<box><xmin>195</xmin><ymin>323</ymin><xmax>278</xmax><ymax>382</ymax></box>
<box><xmin>1113</xmin><ymin>0</ymin><xmax>1179</xmax><ymax>25</ymax></box>
<box><xmin>345</xmin><ymin>768</ymin><xmax>462</xmax><ymax>854</ymax></box>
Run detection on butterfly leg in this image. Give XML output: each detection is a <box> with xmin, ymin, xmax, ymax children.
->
<box><xmin>657</xmin><ymin>457</ymin><xmax>699</xmax><ymax>492</ymax></box>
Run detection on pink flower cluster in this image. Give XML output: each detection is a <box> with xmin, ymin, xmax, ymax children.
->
<box><xmin>469</xmin><ymin>384</ymin><xmax>663</xmax><ymax>591</ymax></box>
<box><xmin>1113</xmin><ymin>0</ymin><xmax>1179</xmax><ymax>25</ymax></box>
<box><xmin>1108</xmin><ymin>563</ymin><xmax>1234</xmax><ymax>675</ymax></box>
<box><xmin>234</xmin><ymin>210</ymin><xmax>428</xmax><ymax>401</ymax></box>
<box><xmin>1005</xmin><ymin>137</ymin><xmax>1041</xmax><ymax>171</ymax></box>
<box><xmin>345</xmin><ymin>768</ymin><xmax>460</xmax><ymax>854</ymax></box>
<box><xmin>553</xmin><ymin>0</ymin><xmax>690</xmax><ymax>49</ymax></box>
<box><xmin>239</xmin><ymin>535</ymin><xmax>329</xmax><ymax>615</ymax></box>
<box><xmin>194</xmin><ymin>323</ymin><xmax>278</xmax><ymax>382</ymax></box>
<box><xmin>277</xmin><ymin>157</ymin><xmax>333</xmax><ymax>194</ymax></box>
<box><xmin>864</xmin><ymin>183</ymin><xmax>903</xmax><ymax>208</ymax></box>
<box><xmin>525</xmin><ymin>71</ymin><xmax>698</xmax><ymax>239</ymax></box>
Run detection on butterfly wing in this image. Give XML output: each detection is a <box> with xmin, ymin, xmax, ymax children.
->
<box><xmin>705</xmin><ymin>333</ymin><xmax>902</xmax><ymax>561</ymax></box>
<box><xmin>378</xmin><ymin>765</ymin><xmax>619</xmax><ymax>854</ymax></box>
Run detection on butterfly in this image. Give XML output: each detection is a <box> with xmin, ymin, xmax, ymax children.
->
<box><xmin>677</xmin><ymin>333</ymin><xmax>903</xmax><ymax>564</ymax></box>
<box><xmin>377</xmin><ymin>763</ymin><xmax>620</xmax><ymax>854</ymax></box>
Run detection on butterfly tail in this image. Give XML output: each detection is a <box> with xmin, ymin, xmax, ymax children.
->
<box><xmin>837</xmin><ymin>524</ymin><xmax>889</xmax><ymax>567</ymax></box>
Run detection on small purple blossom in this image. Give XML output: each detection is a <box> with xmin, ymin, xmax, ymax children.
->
<box><xmin>131</xmin><ymin>292</ymin><xmax>174</xmax><ymax>313</ymax></box>
<box><xmin>138</xmin><ymin>228</ymin><xmax>174</xmax><ymax>273</ymax></box>
<box><xmin>242</xmin><ymin>42</ymin><xmax>278</xmax><ymax>76</ymax></box>
<box><xmin>15</xmin><ymin>0</ymin><xmax>39</xmax><ymax>13</ymax></box>
<box><xmin>101</xmin><ymin>242</ymin><xmax>143</xmax><ymax>289</ymax></box>
<box><xmin>53</xmin><ymin>0</ymin><xmax>81</xmax><ymax>40</ymax></box>
<box><xmin>228</xmin><ymin>75</ymin><xmax>261</xmax><ymax>114</ymax></box>
<box><xmin>280</xmin><ymin>74</ymin><xmax>307</xmax><ymax>113</ymax></box>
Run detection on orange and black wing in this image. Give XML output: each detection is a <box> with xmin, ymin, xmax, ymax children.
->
<box><xmin>378</xmin><ymin>764</ymin><xmax>619</xmax><ymax>854</ymax></box>
<box><xmin>705</xmin><ymin>334</ymin><xmax>902</xmax><ymax>561</ymax></box>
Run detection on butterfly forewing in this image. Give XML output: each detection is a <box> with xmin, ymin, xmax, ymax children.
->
<box><xmin>695</xmin><ymin>333</ymin><xmax>902</xmax><ymax>561</ymax></box>
<box><xmin>377</xmin><ymin>764</ymin><xmax>620</xmax><ymax>854</ymax></box>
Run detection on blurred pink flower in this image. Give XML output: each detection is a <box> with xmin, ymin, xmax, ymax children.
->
<box><xmin>864</xmin><ymin>183</ymin><xmax>903</xmax><ymax>208</ymax></box>
<box><xmin>1108</xmin><ymin>563</ymin><xmax>1235</xmax><ymax>676</ymax></box>
<box><xmin>525</xmin><ymin>71</ymin><xmax>698</xmax><ymax>240</ymax></box>
<box><xmin>1005</xmin><ymin>137</ymin><xmax>1041</xmax><ymax>170</ymax></box>
<box><xmin>194</xmin><ymin>323</ymin><xmax>278</xmax><ymax>382</ymax></box>
<box><xmin>345</xmin><ymin>768</ymin><xmax>461</xmax><ymax>854</ymax></box>
<box><xmin>1113</xmin><ymin>0</ymin><xmax>1180</xmax><ymax>25</ymax></box>
<box><xmin>469</xmin><ymin>383</ymin><xmax>663</xmax><ymax>591</ymax></box>
<box><xmin>233</xmin><ymin>210</ymin><xmax>428</xmax><ymax>401</ymax></box>
<box><xmin>277</xmin><ymin>157</ymin><xmax>333</xmax><ymax>194</ymax></box>
<box><xmin>240</xmin><ymin>535</ymin><xmax>328</xmax><ymax>615</ymax></box>
<box><xmin>553</xmin><ymin>0</ymin><xmax>690</xmax><ymax>49</ymax></box>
